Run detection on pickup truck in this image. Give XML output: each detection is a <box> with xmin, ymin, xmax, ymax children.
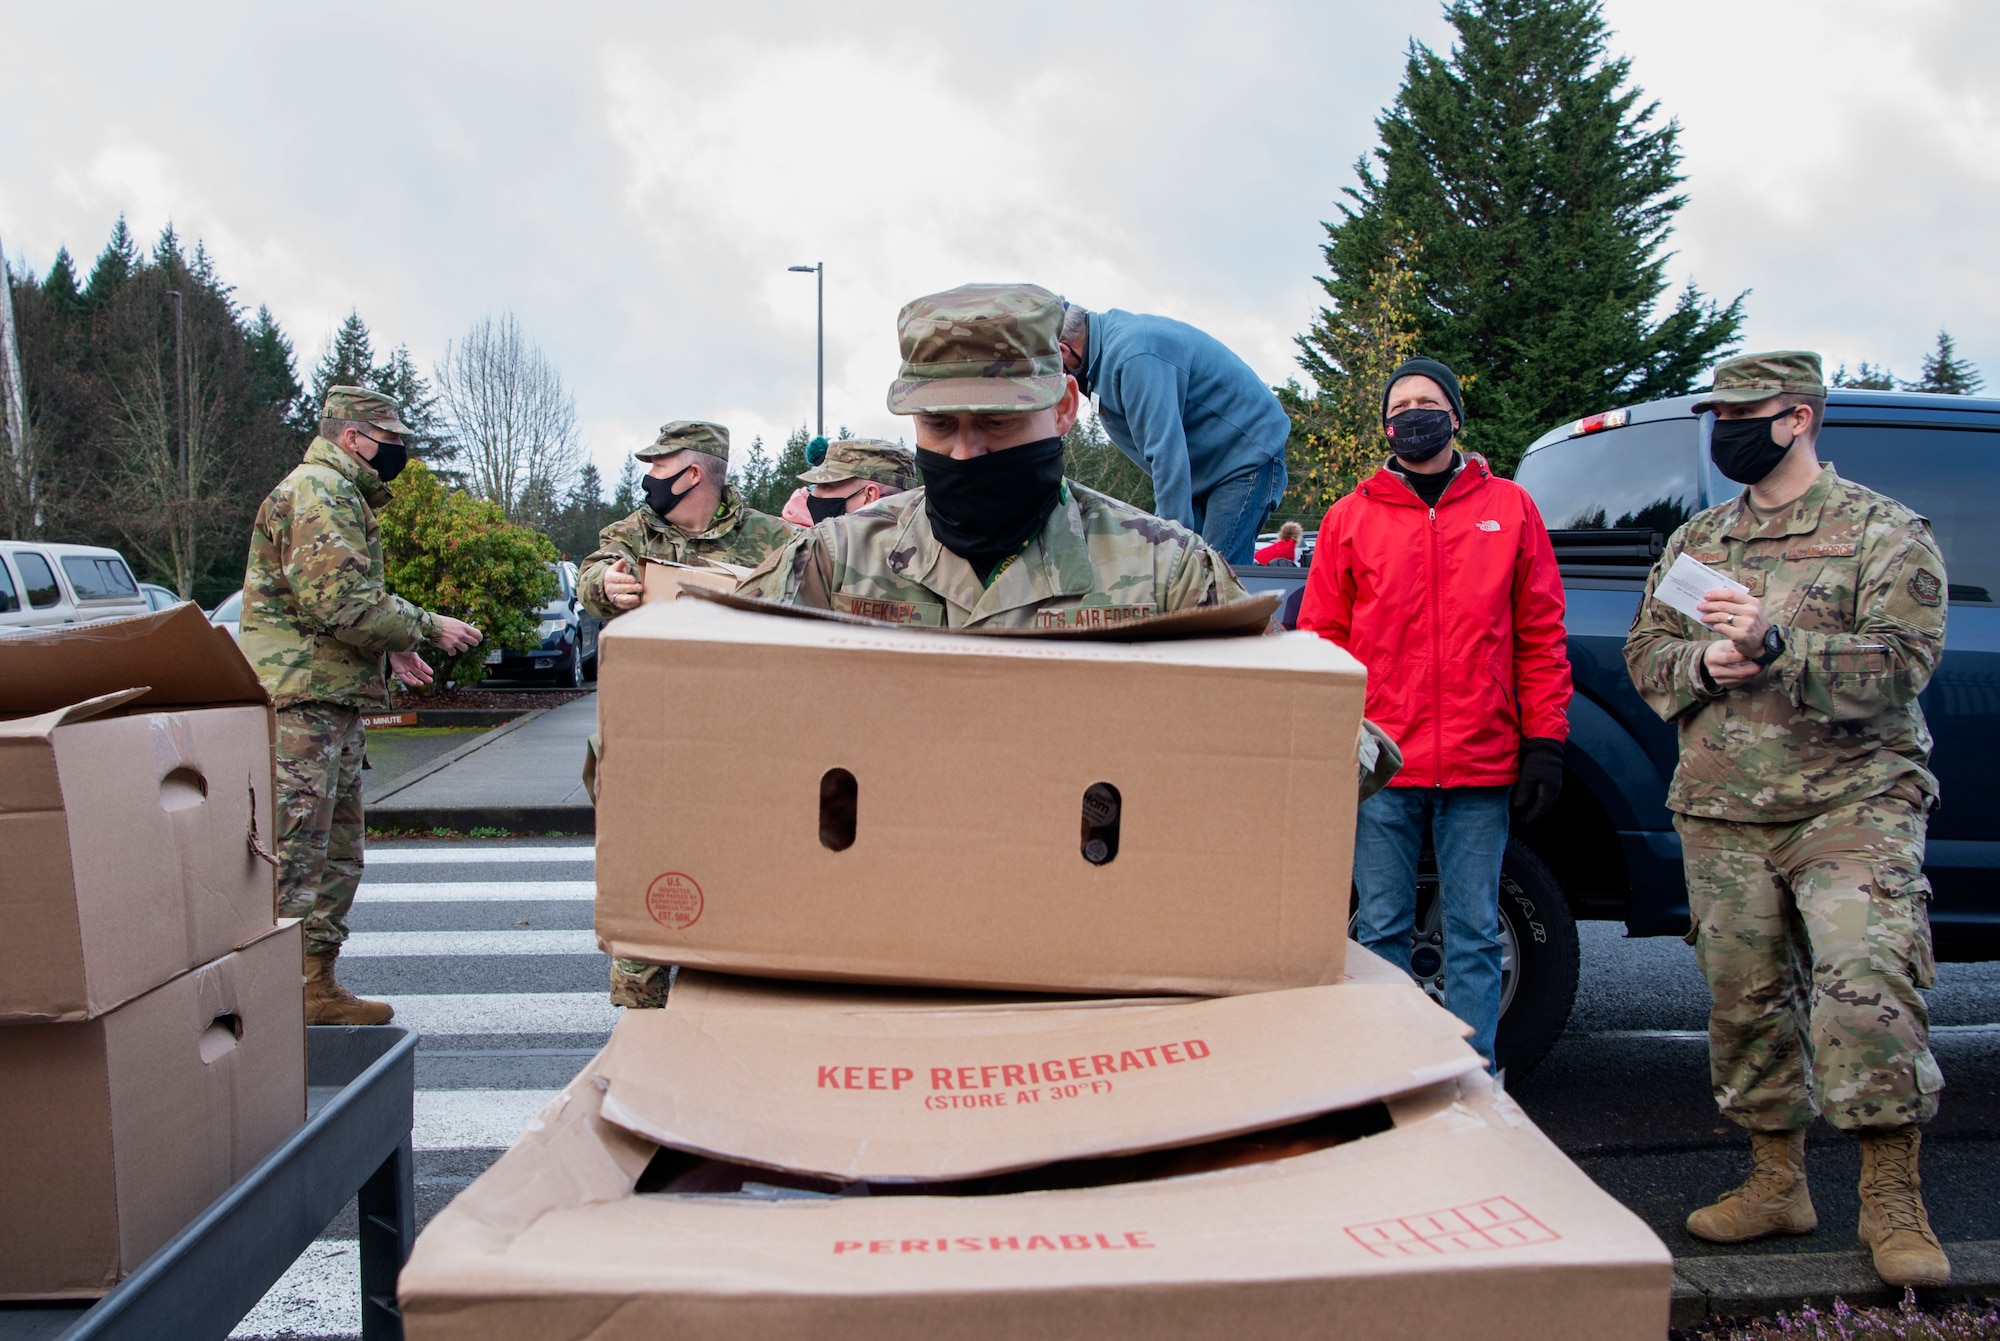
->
<box><xmin>1237</xmin><ymin>387</ymin><xmax>2000</xmax><ymax>1076</ymax></box>
<box><xmin>0</xmin><ymin>540</ymin><xmax>150</xmax><ymax>630</ymax></box>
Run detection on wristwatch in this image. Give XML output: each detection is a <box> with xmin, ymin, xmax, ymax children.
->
<box><xmin>1750</xmin><ymin>625</ymin><xmax>1786</xmax><ymax>669</ymax></box>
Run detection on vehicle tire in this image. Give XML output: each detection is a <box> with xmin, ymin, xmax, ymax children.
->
<box><xmin>1490</xmin><ymin>840</ymin><xmax>1579</xmax><ymax>1080</ymax></box>
<box><xmin>560</xmin><ymin>648</ymin><xmax>584</xmax><ymax>690</ymax></box>
<box><xmin>1348</xmin><ymin>837</ymin><xmax>1579</xmax><ymax>1081</ymax></box>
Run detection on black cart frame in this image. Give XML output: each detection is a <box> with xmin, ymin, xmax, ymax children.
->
<box><xmin>0</xmin><ymin>1025</ymin><xmax>417</xmax><ymax>1341</ymax></box>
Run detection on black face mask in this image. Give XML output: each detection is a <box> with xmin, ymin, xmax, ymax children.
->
<box><xmin>805</xmin><ymin>491</ymin><xmax>853</xmax><ymax>524</ymax></box>
<box><xmin>1708</xmin><ymin>411</ymin><xmax>1796</xmax><ymax>486</ymax></box>
<box><xmin>1384</xmin><ymin>408</ymin><xmax>1455</xmax><ymax>463</ymax></box>
<box><xmin>1065</xmin><ymin>349</ymin><xmax>1092</xmax><ymax>398</ymax></box>
<box><xmin>362</xmin><ymin>434</ymin><xmax>407</xmax><ymax>484</ymax></box>
<box><xmin>643</xmin><ymin>466</ymin><xmax>697</xmax><ymax>519</ymax></box>
<box><xmin>917</xmin><ymin>436</ymin><xmax>1066</xmax><ymax>569</ymax></box>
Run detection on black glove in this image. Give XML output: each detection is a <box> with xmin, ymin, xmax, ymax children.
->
<box><xmin>1511</xmin><ymin>737</ymin><xmax>1564</xmax><ymax>826</ymax></box>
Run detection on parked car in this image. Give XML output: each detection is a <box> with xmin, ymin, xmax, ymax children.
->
<box><xmin>484</xmin><ymin>561</ymin><xmax>600</xmax><ymax>688</ymax></box>
<box><xmin>139</xmin><ymin>582</ymin><xmax>184</xmax><ymax>612</ymax></box>
<box><xmin>0</xmin><ymin>541</ymin><xmax>150</xmax><ymax>629</ymax></box>
<box><xmin>209</xmin><ymin>589</ymin><xmax>243</xmax><ymax>640</ymax></box>
<box><xmin>1242</xmin><ymin>388</ymin><xmax>2000</xmax><ymax>1076</ymax></box>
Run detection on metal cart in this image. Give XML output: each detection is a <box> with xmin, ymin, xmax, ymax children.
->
<box><xmin>0</xmin><ymin>1025</ymin><xmax>418</xmax><ymax>1341</ymax></box>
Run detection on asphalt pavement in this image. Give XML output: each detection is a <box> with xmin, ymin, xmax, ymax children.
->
<box><xmin>230</xmin><ymin>840</ymin><xmax>2000</xmax><ymax>1338</ymax></box>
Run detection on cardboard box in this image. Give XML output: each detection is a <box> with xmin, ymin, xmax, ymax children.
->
<box><xmin>400</xmin><ymin>967</ymin><xmax>1671</xmax><ymax>1340</ymax></box>
<box><xmin>0</xmin><ymin>605</ymin><xmax>277</xmax><ymax>1022</ymax></box>
<box><xmin>595</xmin><ymin>595</ymin><xmax>1364</xmax><ymax>994</ymax></box>
<box><xmin>639</xmin><ymin>559</ymin><xmax>751</xmax><ymax>606</ymax></box>
<box><xmin>0</xmin><ymin>920</ymin><xmax>306</xmax><ymax>1299</ymax></box>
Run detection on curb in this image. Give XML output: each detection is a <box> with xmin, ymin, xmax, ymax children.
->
<box><xmin>365</xmin><ymin>802</ymin><xmax>595</xmax><ymax>835</ymax></box>
<box><xmin>1671</xmin><ymin>1239</ymin><xmax>2000</xmax><ymax>1328</ymax></box>
<box><xmin>366</xmin><ymin>708</ymin><xmax>548</xmax><ymax>807</ymax></box>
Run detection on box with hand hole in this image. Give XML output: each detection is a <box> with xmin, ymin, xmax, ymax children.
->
<box><xmin>593</xmin><ymin>596</ymin><xmax>1368</xmax><ymax>995</ymax></box>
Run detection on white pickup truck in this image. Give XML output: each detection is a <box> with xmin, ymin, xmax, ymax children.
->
<box><xmin>0</xmin><ymin>540</ymin><xmax>150</xmax><ymax>629</ymax></box>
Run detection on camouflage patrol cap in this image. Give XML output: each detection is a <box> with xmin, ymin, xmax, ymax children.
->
<box><xmin>1691</xmin><ymin>351</ymin><xmax>1826</xmax><ymax>413</ymax></box>
<box><xmin>886</xmin><ymin>283</ymin><xmax>1069</xmax><ymax>415</ymax></box>
<box><xmin>636</xmin><ymin>420</ymin><xmax>730</xmax><ymax>463</ymax></box>
<box><xmin>797</xmin><ymin>438</ymin><xmax>919</xmax><ymax>491</ymax></box>
<box><xmin>322</xmin><ymin>385</ymin><xmax>415</xmax><ymax>435</ymax></box>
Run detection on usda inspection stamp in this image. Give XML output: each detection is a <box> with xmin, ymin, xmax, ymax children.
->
<box><xmin>645</xmin><ymin>872</ymin><xmax>705</xmax><ymax>930</ymax></box>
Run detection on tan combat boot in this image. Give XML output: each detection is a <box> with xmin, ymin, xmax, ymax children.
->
<box><xmin>1686</xmin><ymin>1130</ymin><xmax>1817</xmax><ymax>1243</ymax></box>
<box><xmin>1857</xmin><ymin>1126</ymin><xmax>1951</xmax><ymax>1287</ymax></box>
<box><xmin>304</xmin><ymin>950</ymin><xmax>395</xmax><ymax>1026</ymax></box>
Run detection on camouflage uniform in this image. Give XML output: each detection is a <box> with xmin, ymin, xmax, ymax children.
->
<box><xmin>1625</xmin><ymin>354</ymin><xmax>1948</xmax><ymax>1133</ymax></box>
<box><xmin>575</xmin><ymin>420</ymin><xmax>794</xmax><ymax>622</ymax></box>
<box><xmin>243</xmin><ymin>389</ymin><xmax>438</xmax><ymax>956</ymax></box>
<box><xmin>593</xmin><ymin>421</ymin><xmax>794</xmax><ymax>1010</ymax></box>
<box><xmin>797</xmin><ymin>438</ymin><xmax>920</xmax><ymax>495</ymax></box>
<box><xmin>741</xmin><ymin>282</ymin><xmax>1246</xmax><ymax>628</ymax></box>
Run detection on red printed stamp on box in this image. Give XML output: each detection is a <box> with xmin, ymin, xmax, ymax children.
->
<box><xmin>1344</xmin><ymin>1197</ymin><xmax>1558</xmax><ymax>1258</ymax></box>
<box><xmin>645</xmin><ymin>872</ymin><xmax>704</xmax><ymax>930</ymax></box>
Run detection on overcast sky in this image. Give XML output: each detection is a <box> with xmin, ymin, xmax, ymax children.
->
<box><xmin>3</xmin><ymin>1</ymin><xmax>1995</xmax><ymax>483</ymax></box>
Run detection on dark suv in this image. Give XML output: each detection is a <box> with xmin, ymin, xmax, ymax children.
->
<box><xmin>1235</xmin><ymin>389</ymin><xmax>2000</xmax><ymax>1075</ymax></box>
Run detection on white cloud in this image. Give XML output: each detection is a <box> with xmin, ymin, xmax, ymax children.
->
<box><xmin>1</xmin><ymin>0</ymin><xmax>1994</xmax><ymax>498</ymax></box>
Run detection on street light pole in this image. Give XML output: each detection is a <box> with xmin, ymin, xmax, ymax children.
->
<box><xmin>787</xmin><ymin>262</ymin><xmax>823</xmax><ymax>439</ymax></box>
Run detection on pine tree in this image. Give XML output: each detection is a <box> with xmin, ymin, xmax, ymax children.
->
<box><xmin>245</xmin><ymin>305</ymin><xmax>301</xmax><ymax>417</ymax></box>
<box><xmin>151</xmin><ymin>222</ymin><xmax>184</xmax><ymax>273</ymax></box>
<box><xmin>1906</xmin><ymin>330</ymin><xmax>1984</xmax><ymax>395</ymax></box>
<box><xmin>1316</xmin><ymin>0</ymin><xmax>1742</xmax><ymax>474</ymax></box>
<box><xmin>371</xmin><ymin>344</ymin><xmax>447</xmax><ymax>458</ymax></box>
<box><xmin>1831</xmin><ymin>361</ymin><xmax>1897</xmax><ymax>391</ymax></box>
<box><xmin>1282</xmin><ymin>234</ymin><xmax>1427</xmax><ymax>514</ymax></box>
<box><xmin>295</xmin><ymin>309</ymin><xmax>377</xmax><ymax>436</ymax></box>
<box><xmin>611</xmin><ymin>457</ymin><xmax>639</xmax><ymax>514</ymax></box>
<box><xmin>83</xmin><ymin>216</ymin><xmax>139</xmax><ymax>307</ymax></box>
<box><xmin>42</xmin><ymin>249</ymin><xmax>81</xmax><ymax>316</ymax></box>
<box><xmin>1062</xmin><ymin>412</ymin><xmax>1153</xmax><ymax>510</ymax></box>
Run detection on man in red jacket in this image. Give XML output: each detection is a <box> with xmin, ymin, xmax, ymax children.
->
<box><xmin>1298</xmin><ymin>357</ymin><xmax>1571</xmax><ymax>1067</ymax></box>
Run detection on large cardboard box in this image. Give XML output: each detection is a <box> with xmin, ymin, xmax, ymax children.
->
<box><xmin>400</xmin><ymin>966</ymin><xmax>1671</xmax><ymax>1339</ymax></box>
<box><xmin>0</xmin><ymin>920</ymin><xmax>306</xmax><ymax>1299</ymax></box>
<box><xmin>0</xmin><ymin>605</ymin><xmax>276</xmax><ymax>1022</ymax></box>
<box><xmin>594</xmin><ymin>594</ymin><xmax>1364</xmax><ymax>994</ymax></box>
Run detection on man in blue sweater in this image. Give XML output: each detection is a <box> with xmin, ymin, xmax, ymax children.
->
<box><xmin>1059</xmin><ymin>303</ymin><xmax>1291</xmax><ymax>563</ymax></box>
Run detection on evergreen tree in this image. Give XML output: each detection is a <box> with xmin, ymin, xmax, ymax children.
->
<box><xmin>295</xmin><ymin>309</ymin><xmax>378</xmax><ymax>437</ymax></box>
<box><xmin>82</xmin><ymin>216</ymin><xmax>139</xmax><ymax>307</ymax></box>
<box><xmin>245</xmin><ymin>305</ymin><xmax>301</xmax><ymax>417</ymax></box>
<box><xmin>42</xmin><ymin>249</ymin><xmax>81</xmax><ymax>316</ymax></box>
<box><xmin>371</xmin><ymin>343</ymin><xmax>448</xmax><ymax>458</ymax></box>
<box><xmin>1831</xmin><ymin>361</ymin><xmax>1897</xmax><ymax>391</ymax></box>
<box><xmin>1906</xmin><ymin>330</ymin><xmax>1984</xmax><ymax>395</ymax></box>
<box><xmin>151</xmin><ymin>222</ymin><xmax>184</xmax><ymax>273</ymax></box>
<box><xmin>1315</xmin><ymin>0</ymin><xmax>1742</xmax><ymax>474</ymax></box>
<box><xmin>738</xmin><ymin>426</ymin><xmax>814</xmax><ymax>515</ymax></box>
<box><xmin>1283</xmin><ymin>233</ymin><xmax>1426</xmax><ymax>515</ymax></box>
<box><xmin>611</xmin><ymin>456</ymin><xmax>639</xmax><ymax>514</ymax></box>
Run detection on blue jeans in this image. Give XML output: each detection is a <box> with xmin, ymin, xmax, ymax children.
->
<box><xmin>1352</xmin><ymin>786</ymin><xmax>1511</xmax><ymax>1067</ymax></box>
<box><xmin>1191</xmin><ymin>456</ymin><xmax>1286</xmax><ymax>565</ymax></box>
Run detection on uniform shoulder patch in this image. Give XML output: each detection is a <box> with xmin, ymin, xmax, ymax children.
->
<box><xmin>1907</xmin><ymin>568</ymin><xmax>1943</xmax><ymax>607</ymax></box>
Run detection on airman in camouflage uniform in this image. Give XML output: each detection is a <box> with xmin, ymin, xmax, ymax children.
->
<box><xmin>589</xmin><ymin>421</ymin><xmax>795</xmax><ymax>1011</ymax></box>
<box><xmin>1624</xmin><ymin>351</ymin><xmax>1951</xmax><ymax>1287</ymax></box>
<box><xmin>739</xmin><ymin>283</ymin><xmax>1248</xmax><ymax>627</ymax></box>
<box><xmin>243</xmin><ymin>387</ymin><xmax>483</xmax><ymax>1026</ymax></box>
<box><xmin>575</xmin><ymin>421</ymin><xmax>794</xmax><ymax>621</ymax></box>
<box><xmin>794</xmin><ymin>437</ymin><xmax>920</xmax><ymax>522</ymax></box>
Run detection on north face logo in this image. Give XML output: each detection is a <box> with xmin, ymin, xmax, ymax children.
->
<box><xmin>1477</xmin><ymin>520</ymin><xmax>1502</xmax><ymax>532</ymax></box>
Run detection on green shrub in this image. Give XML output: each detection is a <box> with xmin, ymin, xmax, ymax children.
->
<box><xmin>379</xmin><ymin>460</ymin><xmax>558</xmax><ymax>687</ymax></box>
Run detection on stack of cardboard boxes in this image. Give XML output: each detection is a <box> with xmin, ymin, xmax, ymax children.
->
<box><xmin>402</xmin><ymin>592</ymin><xmax>1671</xmax><ymax>1339</ymax></box>
<box><xmin>0</xmin><ymin>605</ymin><xmax>306</xmax><ymax>1299</ymax></box>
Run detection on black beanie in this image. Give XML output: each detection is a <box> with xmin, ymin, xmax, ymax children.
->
<box><xmin>1382</xmin><ymin>357</ymin><xmax>1465</xmax><ymax>426</ymax></box>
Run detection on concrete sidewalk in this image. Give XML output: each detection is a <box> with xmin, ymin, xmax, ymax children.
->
<box><xmin>367</xmin><ymin>693</ymin><xmax>597</xmax><ymax>833</ymax></box>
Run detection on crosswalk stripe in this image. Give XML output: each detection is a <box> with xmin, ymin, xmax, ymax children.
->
<box><xmin>368</xmin><ymin>846</ymin><xmax>593</xmax><ymax>866</ymax></box>
<box><xmin>359</xmin><ymin>880</ymin><xmax>594</xmax><ymax>903</ymax></box>
<box><xmin>415</xmin><ymin>1089</ymin><xmax>562</xmax><ymax>1150</ymax></box>
<box><xmin>380</xmin><ymin>992</ymin><xmax>619</xmax><ymax>1035</ymax></box>
<box><xmin>344</xmin><ymin>929</ymin><xmax>600</xmax><ymax>957</ymax></box>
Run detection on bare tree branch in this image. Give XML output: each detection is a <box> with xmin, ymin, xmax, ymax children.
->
<box><xmin>432</xmin><ymin>314</ymin><xmax>581</xmax><ymax>525</ymax></box>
